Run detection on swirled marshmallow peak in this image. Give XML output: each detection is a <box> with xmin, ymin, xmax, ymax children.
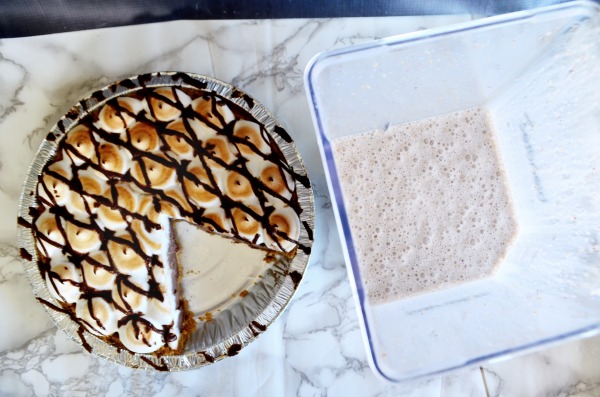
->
<box><xmin>113</xmin><ymin>183</ymin><xmax>138</xmax><ymax>214</ymax></box>
<box><xmin>145</xmin><ymin>297</ymin><xmax>175</xmax><ymax>330</ymax></box>
<box><xmin>96</xmin><ymin>203</ymin><xmax>128</xmax><ymax>231</ymax></box>
<box><xmin>225</xmin><ymin>171</ymin><xmax>254</xmax><ymax>200</ymax></box>
<box><xmin>107</xmin><ymin>235</ymin><xmax>148</xmax><ymax>277</ymax></box>
<box><xmin>47</xmin><ymin>259</ymin><xmax>82</xmax><ymax>304</ymax></box>
<box><xmin>77</xmin><ymin>168</ymin><xmax>109</xmax><ymax>197</ymax></box>
<box><xmin>183</xmin><ymin>175</ymin><xmax>219</xmax><ymax>208</ymax></box>
<box><xmin>129</xmin><ymin>122</ymin><xmax>160</xmax><ymax>152</ymax></box>
<box><xmin>82</xmin><ymin>252</ymin><xmax>116</xmax><ymax>290</ymax></box>
<box><xmin>68</xmin><ymin>190</ymin><xmax>95</xmax><ymax>217</ymax></box>
<box><xmin>186</xmin><ymin>116</ymin><xmax>218</xmax><ymax>141</ymax></box>
<box><xmin>232</xmin><ymin>206</ymin><xmax>263</xmax><ymax>242</ymax></box>
<box><xmin>130</xmin><ymin>219</ymin><xmax>164</xmax><ymax>255</ymax></box>
<box><xmin>204</xmin><ymin>135</ymin><xmax>237</xmax><ymax>165</ymax></box>
<box><xmin>35</xmin><ymin>210</ymin><xmax>65</xmax><ymax>257</ymax></box>
<box><xmin>137</xmin><ymin>195</ymin><xmax>181</xmax><ymax>224</ymax></box>
<box><xmin>191</xmin><ymin>94</ymin><xmax>234</xmax><ymax>129</ymax></box>
<box><xmin>265</xmin><ymin>204</ymin><xmax>300</xmax><ymax>253</ymax></box>
<box><xmin>131</xmin><ymin>155</ymin><xmax>177</xmax><ymax>190</ymax></box>
<box><xmin>97</xmin><ymin>97</ymin><xmax>140</xmax><ymax>133</ymax></box>
<box><xmin>233</xmin><ymin>120</ymin><xmax>271</xmax><ymax>155</ymax></box>
<box><xmin>164</xmin><ymin>186</ymin><xmax>194</xmax><ymax>215</ymax></box>
<box><xmin>149</xmin><ymin>87</ymin><xmax>190</xmax><ymax>122</ymax></box>
<box><xmin>164</xmin><ymin>120</ymin><xmax>194</xmax><ymax>159</ymax></box>
<box><xmin>38</xmin><ymin>173</ymin><xmax>70</xmax><ymax>206</ymax></box>
<box><xmin>75</xmin><ymin>297</ymin><xmax>120</xmax><ymax>337</ymax></box>
<box><xmin>47</xmin><ymin>151</ymin><xmax>74</xmax><ymax>180</ymax></box>
<box><xmin>112</xmin><ymin>278</ymin><xmax>149</xmax><ymax>314</ymax></box>
<box><xmin>201</xmin><ymin>207</ymin><xmax>231</xmax><ymax>233</ymax></box>
<box><xmin>118</xmin><ymin>318</ymin><xmax>164</xmax><ymax>354</ymax></box>
<box><xmin>258</xmin><ymin>163</ymin><xmax>294</xmax><ymax>200</ymax></box>
<box><xmin>97</xmin><ymin>141</ymin><xmax>132</xmax><ymax>175</ymax></box>
<box><xmin>65</xmin><ymin>125</ymin><xmax>96</xmax><ymax>164</ymax></box>
<box><xmin>183</xmin><ymin>159</ymin><xmax>221</xmax><ymax>207</ymax></box>
<box><xmin>65</xmin><ymin>221</ymin><xmax>102</xmax><ymax>253</ymax></box>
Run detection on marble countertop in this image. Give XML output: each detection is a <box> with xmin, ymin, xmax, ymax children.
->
<box><xmin>1</xmin><ymin>15</ymin><xmax>600</xmax><ymax>397</ymax></box>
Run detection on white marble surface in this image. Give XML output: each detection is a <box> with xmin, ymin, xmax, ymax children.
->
<box><xmin>1</xmin><ymin>15</ymin><xmax>600</xmax><ymax>397</ymax></box>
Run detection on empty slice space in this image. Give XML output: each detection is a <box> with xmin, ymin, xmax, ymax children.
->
<box><xmin>175</xmin><ymin>221</ymin><xmax>269</xmax><ymax>315</ymax></box>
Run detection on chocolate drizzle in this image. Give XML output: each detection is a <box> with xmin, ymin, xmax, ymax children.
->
<box><xmin>288</xmin><ymin>270</ymin><xmax>302</xmax><ymax>289</ymax></box>
<box><xmin>201</xmin><ymin>351</ymin><xmax>215</xmax><ymax>363</ymax></box>
<box><xmin>137</xmin><ymin>74</ymin><xmax>153</xmax><ymax>88</ymax></box>
<box><xmin>302</xmin><ymin>221</ymin><xmax>314</xmax><ymax>241</ymax></box>
<box><xmin>90</xmin><ymin>91</ymin><xmax>106</xmax><ymax>106</ymax></box>
<box><xmin>249</xmin><ymin>320</ymin><xmax>267</xmax><ymax>337</ymax></box>
<box><xmin>29</xmin><ymin>206</ymin><xmax>43</xmax><ymax>218</ymax></box>
<box><xmin>140</xmin><ymin>356</ymin><xmax>169</xmax><ymax>371</ymax></box>
<box><xmin>274</xmin><ymin>125</ymin><xmax>293</xmax><ymax>143</ymax></box>
<box><xmin>119</xmin><ymin>79</ymin><xmax>137</xmax><ymax>90</ymax></box>
<box><xmin>17</xmin><ymin>216</ymin><xmax>31</xmax><ymax>228</ymax></box>
<box><xmin>77</xmin><ymin>326</ymin><xmax>93</xmax><ymax>353</ymax></box>
<box><xmin>30</xmin><ymin>82</ymin><xmax>313</xmax><ymax>357</ymax></box>
<box><xmin>171</xmin><ymin>72</ymin><xmax>208</xmax><ymax>90</ymax></box>
<box><xmin>232</xmin><ymin>89</ymin><xmax>255</xmax><ymax>109</ymax></box>
<box><xmin>20</xmin><ymin>248</ymin><xmax>32</xmax><ymax>261</ymax></box>
<box><xmin>227</xmin><ymin>343</ymin><xmax>242</xmax><ymax>356</ymax></box>
<box><xmin>36</xmin><ymin>297</ymin><xmax>93</xmax><ymax>353</ymax></box>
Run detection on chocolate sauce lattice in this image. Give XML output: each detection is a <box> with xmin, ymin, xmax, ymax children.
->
<box><xmin>28</xmin><ymin>83</ymin><xmax>308</xmax><ymax>355</ymax></box>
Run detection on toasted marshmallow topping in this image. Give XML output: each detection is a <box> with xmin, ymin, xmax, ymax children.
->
<box><xmin>129</xmin><ymin>122</ymin><xmax>160</xmax><ymax>151</ymax></box>
<box><xmin>149</xmin><ymin>87</ymin><xmax>183</xmax><ymax>122</ymax></box>
<box><xmin>233</xmin><ymin>120</ymin><xmax>271</xmax><ymax>155</ymax></box>
<box><xmin>267</xmin><ymin>205</ymin><xmax>301</xmax><ymax>253</ymax></box>
<box><xmin>259</xmin><ymin>164</ymin><xmax>293</xmax><ymax>199</ymax></box>
<box><xmin>164</xmin><ymin>120</ymin><xmax>195</xmax><ymax>159</ymax></box>
<box><xmin>97</xmin><ymin>142</ymin><xmax>132</xmax><ymax>174</ymax></box>
<box><xmin>75</xmin><ymin>297</ymin><xmax>119</xmax><ymax>336</ymax></box>
<box><xmin>65</xmin><ymin>222</ymin><xmax>101</xmax><ymax>253</ymax></box>
<box><xmin>119</xmin><ymin>318</ymin><xmax>165</xmax><ymax>354</ymax></box>
<box><xmin>47</xmin><ymin>260</ymin><xmax>82</xmax><ymax>303</ymax></box>
<box><xmin>32</xmin><ymin>87</ymin><xmax>302</xmax><ymax>354</ymax></box>
<box><xmin>97</xmin><ymin>97</ymin><xmax>140</xmax><ymax>133</ymax></box>
<box><xmin>82</xmin><ymin>259</ymin><xmax>116</xmax><ymax>291</ymax></box>
<box><xmin>226</xmin><ymin>171</ymin><xmax>254</xmax><ymax>200</ymax></box>
<box><xmin>232</xmin><ymin>206</ymin><xmax>262</xmax><ymax>240</ymax></box>
<box><xmin>39</xmin><ymin>174</ymin><xmax>70</xmax><ymax>206</ymax></box>
<box><xmin>66</xmin><ymin>125</ymin><xmax>96</xmax><ymax>161</ymax></box>
<box><xmin>107</xmin><ymin>238</ymin><xmax>147</xmax><ymax>276</ymax></box>
<box><xmin>191</xmin><ymin>95</ymin><xmax>234</xmax><ymax>129</ymax></box>
<box><xmin>184</xmin><ymin>175</ymin><xmax>219</xmax><ymax>207</ymax></box>
<box><xmin>35</xmin><ymin>211</ymin><xmax>65</xmax><ymax>258</ymax></box>
<box><xmin>97</xmin><ymin>204</ymin><xmax>128</xmax><ymax>231</ymax></box>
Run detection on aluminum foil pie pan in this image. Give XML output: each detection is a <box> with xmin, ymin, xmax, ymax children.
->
<box><xmin>16</xmin><ymin>72</ymin><xmax>315</xmax><ymax>371</ymax></box>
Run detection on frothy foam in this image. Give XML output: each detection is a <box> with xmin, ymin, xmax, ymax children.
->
<box><xmin>332</xmin><ymin>108</ymin><xmax>517</xmax><ymax>304</ymax></box>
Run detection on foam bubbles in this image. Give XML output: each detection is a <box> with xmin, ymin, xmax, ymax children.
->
<box><xmin>332</xmin><ymin>108</ymin><xmax>517</xmax><ymax>305</ymax></box>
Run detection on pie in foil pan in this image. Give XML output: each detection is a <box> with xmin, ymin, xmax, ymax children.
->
<box><xmin>17</xmin><ymin>72</ymin><xmax>315</xmax><ymax>371</ymax></box>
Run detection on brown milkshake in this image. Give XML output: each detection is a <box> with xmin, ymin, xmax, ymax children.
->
<box><xmin>332</xmin><ymin>108</ymin><xmax>517</xmax><ymax>304</ymax></box>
